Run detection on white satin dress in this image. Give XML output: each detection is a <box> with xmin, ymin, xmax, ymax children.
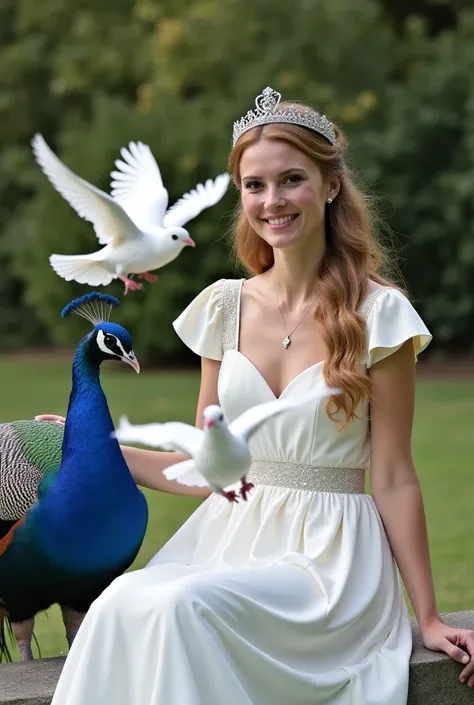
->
<box><xmin>51</xmin><ymin>279</ymin><xmax>432</xmax><ymax>705</ymax></box>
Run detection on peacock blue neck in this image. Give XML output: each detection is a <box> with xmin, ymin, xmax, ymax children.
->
<box><xmin>64</xmin><ymin>336</ymin><xmax>111</xmax><ymax>448</ymax></box>
<box><xmin>54</xmin><ymin>335</ymin><xmax>131</xmax><ymax>489</ymax></box>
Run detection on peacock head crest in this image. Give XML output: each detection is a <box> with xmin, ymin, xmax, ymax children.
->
<box><xmin>62</xmin><ymin>292</ymin><xmax>140</xmax><ymax>373</ymax></box>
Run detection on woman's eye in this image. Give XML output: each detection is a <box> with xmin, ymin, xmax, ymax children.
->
<box><xmin>284</xmin><ymin>174</ymin><xmax>302</xmax><ymax>184</ymax></box>
<box><xmin>244</xmin><ymin>181</ymin><xmax>261</xmax><ymax>190</ymax></box>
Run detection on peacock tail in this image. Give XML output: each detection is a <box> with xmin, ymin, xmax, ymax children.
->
<box><xmin>0</xmin><ymin>421</ymin><xmax>64</xmax><ymax>523</ymax></box>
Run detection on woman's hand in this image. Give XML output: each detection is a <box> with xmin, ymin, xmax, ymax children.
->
<box><xmin>422</xmin><ymin>618</ymin><xmax>474</xmax><ymax>686</ymax></box>
<box><xmin>34</xmin><ymin>414</ymin><xmax>66</xmax><ymax>424</ymax></box>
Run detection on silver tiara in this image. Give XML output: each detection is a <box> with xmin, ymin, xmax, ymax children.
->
<box><xmin>232</xmin><ymin>86</ymin><xmax>336</xmax><ymax>147</ymax></box>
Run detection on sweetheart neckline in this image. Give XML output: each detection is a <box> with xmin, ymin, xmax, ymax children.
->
<box><xmin>222</xmin><ymin>350</ymin><xmax>324</xmax><ymax>401</ymax></box>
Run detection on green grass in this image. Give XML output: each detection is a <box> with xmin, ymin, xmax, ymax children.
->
<box><xmin>0</xmin><ymin>358</ymin><xmax>473</xmax><ymax>660</ymax></box>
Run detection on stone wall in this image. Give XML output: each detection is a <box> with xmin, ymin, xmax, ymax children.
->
<box><xmin>1</xmin><ymin>612</ymin><xmax>473</xmax><ymax>704</ymax></box>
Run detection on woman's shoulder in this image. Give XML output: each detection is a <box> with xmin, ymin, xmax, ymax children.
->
<box><xmin>360</xmin><ymin>280</ymin><xmax>407</xmax><ymax>318</ymax></box>
<box><xmin>172</xmin><ymin>278</ymin><xmax>245</xmax><ymax>361</ymax></box>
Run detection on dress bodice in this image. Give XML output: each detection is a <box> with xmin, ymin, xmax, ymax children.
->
<box><xmin>219</xmin><ymin>351</ymin><xmax>370</xmax><ymax>469</ymax></box>
<box><xmin>173</xmin><ymin>278</ymin><xmax>432</xmax><ymax>474</ymax></box>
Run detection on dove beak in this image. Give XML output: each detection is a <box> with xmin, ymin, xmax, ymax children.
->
<box><xmin>204</xmin><ymin>418</ymin><xmax>215</xmax><ymax>428</ymax></box>
<box><xmin>184</xmin><ymin>237</ymin><xmax>196</xmax><ymax>248</ymax></box>
<box><xmin>123</xmin><ymin>351</ymin><xmax>140</xmax><ymax>374</ymax></box>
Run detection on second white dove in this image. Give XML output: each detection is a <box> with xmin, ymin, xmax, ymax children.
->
<box><xmin>113</xmin><ymin>380</ymin><xmax>340</xmax><ymax>502</ymax></box>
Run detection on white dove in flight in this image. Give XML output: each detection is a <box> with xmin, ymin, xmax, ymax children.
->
<box><xmin>113</xmin><ymin>381</ymin><xmax>340</xmax><ymax>502</ymax></box>
<box><xmin>31</xmin><ymin>135</ymin><xmax>230</xmax><ymax>294</ymax></box>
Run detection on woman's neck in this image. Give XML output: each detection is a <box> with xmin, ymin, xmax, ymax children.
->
<box><xmin>269</xmin><ymin>239</ymin><xmax>326</xmax><ymax>308</ymax></box>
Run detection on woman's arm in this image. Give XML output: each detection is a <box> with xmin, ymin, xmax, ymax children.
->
<box><xmin>369</xmin><ymin>340</ymin><xmax>474</xmax><ymax>686</ymax></box>
<box><xmin>119</xmin><ymin>446</ymin><xmax>208</xmax><ymax>496</ymax></box>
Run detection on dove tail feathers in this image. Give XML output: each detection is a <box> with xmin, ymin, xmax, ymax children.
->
<box><xmin>49</xmin><ymin>254</ymin><xmax>114</xmax><ymax>286</ymax></box>
<box><xmin>163</xmin><ymin>460</ymin><xmax>209</xmax><ymax>488</ymax></box>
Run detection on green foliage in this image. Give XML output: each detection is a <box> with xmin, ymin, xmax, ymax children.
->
<box><xmin>366</xmin><ymin>10</ymin><xmax>474</xmax><ymax>349</ymax></box>
<box><xmin>1</xmin><ymin>0</ymin><xmax>474</xmax><ymax>354</ymax></box>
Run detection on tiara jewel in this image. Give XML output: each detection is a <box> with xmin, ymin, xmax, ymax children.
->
<box><xmin>232</xmin><ymin>86</ymin><xmax>336</xmax><ymax>147</ymax></box>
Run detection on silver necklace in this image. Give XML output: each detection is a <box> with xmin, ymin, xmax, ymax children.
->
<box><xmin>272</xmin><ymin>273</ymin><xmax>317</xmax><ymax>349</ymax></box>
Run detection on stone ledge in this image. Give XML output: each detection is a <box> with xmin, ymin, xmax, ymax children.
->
<box><xmin>0</xmin><ymin>611</ymin><xmax>472</xmax><ymax>704</ymax></box>
<box><xmin>0</xmin><ymin>657</ymin><xmax>64</xmax><ymax>705</ymax></box>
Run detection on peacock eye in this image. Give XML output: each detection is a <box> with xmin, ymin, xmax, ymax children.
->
<box><xmin>104</xmin><ymin>334</ymin><xmax>116</xmax><ymax>346</ymax></box>
<box><xmin>172</xmin><ymin>234</ymin><xmax>178</xmax><ymax>241</ymax></box>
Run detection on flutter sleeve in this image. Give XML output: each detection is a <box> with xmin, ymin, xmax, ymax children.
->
<box><xmin>365</xmin><ymin>288</ymin><xmax>432</xmax><ymax>368</ymax></box>
<box><xmin>172</xmin><ymin>279</ymin><xmax>225</xmax><ymax>360</ymax></box>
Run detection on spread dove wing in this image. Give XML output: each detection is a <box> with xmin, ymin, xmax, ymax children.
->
<box><xmin>114</xmin><ymin>380</ymin><xmax>340</xmax><ymax>501</ymax></box>
<box><xmin>32</xmin><ymin>135</ymin><xmax>230</xmax><ymax>294</ymax></box>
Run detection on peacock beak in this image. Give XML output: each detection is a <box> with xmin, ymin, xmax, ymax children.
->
<box><xmin>123</xmin><ymin>351</ymin><xmax>140</xmax><ymax>373</ymax></box>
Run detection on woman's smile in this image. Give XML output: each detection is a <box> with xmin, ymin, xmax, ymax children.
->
<box><xmin>263</xmin><ymin>214</ymin><xmax>299</xmax><ymax>230</ymax></box>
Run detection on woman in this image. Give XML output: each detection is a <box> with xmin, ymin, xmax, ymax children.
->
<box><xmin>46</xmin><ymin>87</ymin><xmax>474</xmax><ymax>703</ymax></box>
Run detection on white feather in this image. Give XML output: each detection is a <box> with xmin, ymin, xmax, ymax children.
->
<box><xmin>110</xmin><ymin>141</ymin><xmax>169</xmax><ymax>232</ymax></box>
<box><xmin>31</xmin><ymin>134</ymin><xmax>142</xmax><ymax>247</ymax></box>
<box><xmin>163</xmin><ymin>459</ymin><xmax>208</xmax><ymax>487</ymax></box>
<box><xmin>163</xmin><ymin>173</ymin><xmax>231</xmax><ymax>228</ymax></box>
<box><xmin>49</xmin><ymin>254</ymin><xmax>115</xmax><ymax>286</ymax></box>
<box><xmin>113</xmin><ymin>416</ymin><xmax>203</xmax><ymax>456</ymax></box>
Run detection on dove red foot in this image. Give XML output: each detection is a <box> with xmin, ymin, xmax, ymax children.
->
<box><xmin>239</xmin><ymin>478</ymin><xmax>254</xmax><ymax>501</ymax></box>
<box><xmin>137</xmin><ymin>272</ymin><xmax>159</xmax><ymax>283</ymax></box>
<box><xmin>220</xmin><ymin>489</ymin><xmax>239</xmax><ymax>503</ymax></box>
<box><xmin>118</xmin><ymin>275</ymin><xmax>143</xmax><ymax>295</ymax></box>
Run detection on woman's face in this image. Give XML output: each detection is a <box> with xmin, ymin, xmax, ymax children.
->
<box><xmin>239</xmin><ymin>138</ymin><xmax>334</xmax><ymax>253</ymax></box>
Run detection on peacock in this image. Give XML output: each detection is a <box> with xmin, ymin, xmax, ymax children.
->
<box><xmin>0</xmin><ymin>292</ymin><xmax>148</xmax><ymax>662</ymax></box>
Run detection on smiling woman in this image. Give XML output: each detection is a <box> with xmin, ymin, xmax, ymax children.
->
<box><xmin>227</xmin><ymin>105</ymin><xmax>391</xmax><ymax>418</ymax></box>
<box><xmin>49</xmin><ymin>87</ymin><xmax>474</xmax><ymax>705</ymax></box>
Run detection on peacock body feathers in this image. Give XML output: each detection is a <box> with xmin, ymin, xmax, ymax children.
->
<box><xmin>0</xmin><ymin>420</ymin><xmax>64</xmax><ymax>522</ymax></box>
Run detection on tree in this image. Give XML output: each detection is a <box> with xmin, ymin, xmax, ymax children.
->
<box><xmin>8</xmin><ymin>0</ymin><xmax>398</xmax><ymax>359</ymax></box>
<box><xmin>367</xmin><ymin>10</ymin><xmax>474</xmax><ymax>349</ymax></box>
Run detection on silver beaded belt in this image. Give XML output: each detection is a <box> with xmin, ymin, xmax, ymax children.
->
<box><xmin>247</xmin><ymin>460</ymin><xmax>366</xmax><ymax>494</ymax></box>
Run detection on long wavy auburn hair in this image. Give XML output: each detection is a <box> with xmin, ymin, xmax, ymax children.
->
<box><xmin>227</xmin><ymin>101</ymin><xmax>402</xmax><ymax>424</ymax></box>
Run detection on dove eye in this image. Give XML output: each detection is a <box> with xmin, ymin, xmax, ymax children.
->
<box><xmin>219</xmin><ymin>414</ymin><xmax>224</xmax><ymax>422</ymax></box>
<box><xmin>172</xmin><ymin>234</ymin><xmax>178</xmax><ymax>241</ymax></box>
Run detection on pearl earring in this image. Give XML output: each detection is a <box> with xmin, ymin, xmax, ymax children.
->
<box><xmin>327</xmin><ymin>197</ymin><xmax>333</xmax><ymax>204</ymax></box>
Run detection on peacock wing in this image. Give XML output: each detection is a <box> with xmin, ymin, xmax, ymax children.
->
<box><xmin>0</xmin><ymin>421</ymin><xmax>64</xmax><ymax>522</ymax></box>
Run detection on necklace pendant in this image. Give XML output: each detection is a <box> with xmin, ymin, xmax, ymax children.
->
<box><xmin>282</xmin><ymin>336</ymin><xmax>291</xmax><ymax>349</ymax></box>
